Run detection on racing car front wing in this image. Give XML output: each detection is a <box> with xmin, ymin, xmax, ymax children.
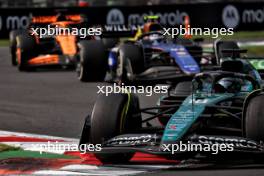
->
<box><xmin>87</xmin><ymin>133</ymin><xmax>264</xmax><ymax>159</ymax></box>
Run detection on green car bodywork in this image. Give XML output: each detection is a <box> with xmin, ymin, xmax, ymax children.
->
<box><xmin>249</xmin><ymin>59</ymin><xmax>264</xmax><ymax>70</ymax></box>
<box><xmin>160</xmin><ymin>58</ymin><xmax>262</xmax><ymax>144</ymax></box>
<box><xmin>162</xmin><ymin>93</ymin><xmax>234</xmax><ymax>142</ymax></box>
<box><xmin>205</xmin><ymin>46</ymin><xmax>264</xmax><ymax>72</ymax></box>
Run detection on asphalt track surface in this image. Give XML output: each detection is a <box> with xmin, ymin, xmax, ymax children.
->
<box><xmin>0</xmin><ymin>46</ymin><xmax>264</xmax><ymax>175</ymax></box>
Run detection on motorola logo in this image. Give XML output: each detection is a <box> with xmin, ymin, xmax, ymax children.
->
<box><xmin>106</xmin><ymin>8</ymin><xmax>125</xmax><ymax>25</ymax></box>
<box><xmin>222</xmin><ymin>5</ymin><xmax>240</xmax><ymax>28</ymax></box>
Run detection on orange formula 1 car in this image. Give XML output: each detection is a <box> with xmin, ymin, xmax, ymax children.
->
<box><xmin>9</xmin><ymin>14</ymin><xmax>95</xmax><ymax>71</ymax></box>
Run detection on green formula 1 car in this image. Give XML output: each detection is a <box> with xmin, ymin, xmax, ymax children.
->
<box><xmin>79</xmin><ymin>54</ymin><xmax>264</xmax><ymax>163</ymax></box>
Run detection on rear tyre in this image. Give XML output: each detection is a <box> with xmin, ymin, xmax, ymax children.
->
<box><xmin>9</xmin><ymin>30</ymin><xmax>27</xmax><ymax>66</ymax></box>
<box><xmin>243</xmin><ymin>90</ymin><xmax>264</xmax><ymax>141</ymax></box>
<box><xmin>77</xmin><ymin>40</ymin><xmax>108</xmax><ymax>82</ymax></box>
<box><xmin>119</xmin><ymin>43</ymin><xmax>145</xmax><ymax>75</ymax></box>
<box><xmin>89</xmin><ymin>93</ymin><xmax>141</xmax><ymax>163</ymax></box>
<box><xmin>16</xmin><ymin>34</ymin><xmax>37</xmax><ymax>71</ymax></box>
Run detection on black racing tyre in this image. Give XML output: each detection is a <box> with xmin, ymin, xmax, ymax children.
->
<box><xmin>9</xmin><ymin>30</ymin><xmax>27</xmax><ymax>66</ymax></box>
<box><xmin>77</xmin><ymin>40</ymin><xmax>108</xmax><ymax>82</ymax></box>
<box><xmin>216</xmin><ymin>41</ymin><xmax>239</xmax><ymax>59</ymax></box>
<box><xmin>174</xmin><ymin>81</ymin><xmax>192</xmax><ymax>95</ymax></box>
<box><xmin>102</xmin><ymin>38</ymin><xmax>119</xmax><ymax>50</ymax></box>
<box><xmin>90</xmin><ymin>93</ymin><xmax>141</xmax><ymax>163</ymax></box>
<box><xmin>16</xmin><ymin>34</ymin><xmax>37</xmax><ymax>71</ymax></box>
<box><xmin>243</xmin><ymin>90</ymin><xmax>264</xmax><ymax>141</ymax></box>
<box><xmin>119</xmin><ymin>43</ymin><xmax>145</xmax><ymax>75</ymax></box>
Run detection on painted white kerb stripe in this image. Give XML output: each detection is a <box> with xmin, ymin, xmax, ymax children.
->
<box><xmin>34</xmin><ymin>164</ymin><xmax>146</xmax><ymax>176</ymax></box>
<box><xmin>0</xmin><ymin>130</ymin><xmax>79</xmax><ymax>154</ymax></box>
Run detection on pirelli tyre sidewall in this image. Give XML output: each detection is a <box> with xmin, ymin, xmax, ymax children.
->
<box><xmin>90</xmin><ymin>93</ymin><xmax>141</xmax><ymax>163</ymax></box>
<box><xmin>16</xmin><ymin>34</ymin><xmax>37</xmax><ymax>71</ymax></box>
<box><xmin>77</xmin><ymin>40</ymin><xmax>108</xmax><ymax>82</ymax></box>
<box><xmin>9</xmin><ymin>30</ymin><xmax>27</xmax><ymax>66</ymax></box>
<box><xmin>243</xmin><ymin>89</ymin><xmax>264</xmax><ymax>141</ymax></box>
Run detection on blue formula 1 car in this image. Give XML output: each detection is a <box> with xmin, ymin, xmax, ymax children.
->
<box><xmin>76</xmin><ymin>20</ymin><xmax>205</xmax><ymax>84</ymax></box>
<box><xmin>79</xmin><ymin>57</ymin><xmax>264</xmax><ymax>163</ymax></box>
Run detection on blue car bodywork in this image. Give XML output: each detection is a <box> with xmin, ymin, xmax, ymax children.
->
<box><xmin>106</xmin><ymin>34</ymin><xmax>202</xmax><ymax>83</ymax></box>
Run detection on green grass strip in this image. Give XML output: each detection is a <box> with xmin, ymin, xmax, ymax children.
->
<box><xmin>192</xmin><ymin>30</ymin><xmax>264</xmax><ymax>40</ymax></box>
<box><xmin>241</xmin><ymin>45</ymin><xmax>264</xmax><ymax>56</ymax></box>
<box><xmin>0</xmin><ymin>144</ymin><xmax>78</xmax><ymax>160</ymax></box>
<box><xmin>0</xmin><ymin>150</ymin><xmax>78</xmax><ymax>160</ymax></box>
<box><xmin>0</xmin><ymin>40</ymin><xmax>9</xmax><ymax>47</ymax></box>
<box><xmin>0</xmin><ymin>144</ymin><xmax>19</xmax><ymax>152</ymax></box>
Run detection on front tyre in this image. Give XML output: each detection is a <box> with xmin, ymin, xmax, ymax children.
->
<box><xmin>89</xmin><ymin>93</ymin><xmax>141</xmax><ymax>163</ymax></box>
<box><xmin>9</xmin><ymin>30</ymin><xmax>27</xmax><ymax>66</ymax></box>
<box><xmin>16</xmin><ymin>34</ymin><xmax>37</xmax><ymax>71</ymax></box>
<box><xmin>243</xmin><ymin>90</ymin><xmax>264</xmax><ymax>141</ymax></box>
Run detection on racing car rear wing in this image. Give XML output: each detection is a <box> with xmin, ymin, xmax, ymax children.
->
<box><xmin>221</xmin><ymin>49</ymin><xmax>247</xmax><ymax>55</ymax></box>
<box><xmin>221</xmin><ymin>49</ymin><xmax>264</xmax><ymax>74</ymax></box>
<box><xmin>31</xmin><ymin>14</ymin><xmax>82</xmax><ymax>24</ymax></box>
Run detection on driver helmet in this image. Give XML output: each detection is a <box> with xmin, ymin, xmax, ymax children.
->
<box><xmin>143</xmin><ymin>22</ymin><xmax>163</xmax><ymax>33</ymax></box>
<box><xmin>214</xmin><ymin>78</ymin><xmax>242</xmax><ymax>93</ymax></box>
<box><xmin>143</xmin><ymin>15</ymin><xmax>162</xmax><ymax>33</ymax></box>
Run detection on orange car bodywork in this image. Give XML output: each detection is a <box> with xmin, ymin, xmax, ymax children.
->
<box><xmin>16</xmin><ymin>48</ymin><xmax>21</xmax><ymax>65</ymax></box>
<box><xmin>31</xmin><ymin>15</ymin><xmax>82</xmax><ymax>24</ymax></box>
<box><xmin>28</xmin><ymin>55</ymin><xmax>59</xmax><ymax>65</ymax></box>
<box><xmin>54</xmin><ymin>21</ymin><xmax>78</xmax><ymax>56</ymax></box>
<box><xmin>27</xmin><ymin>20</ymin><xmax>79</xmax><ymax>66</ymax></box>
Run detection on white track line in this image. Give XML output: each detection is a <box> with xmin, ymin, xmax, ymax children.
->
<box><xmin>34</xmin><ymin>170</ymin><xmax>88</xmax><ymax>175</ymax></box>
<box><xmin>61</xmin><ymin>165</ymin><xmax>99</xmax><ymax>170</ymax></box>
